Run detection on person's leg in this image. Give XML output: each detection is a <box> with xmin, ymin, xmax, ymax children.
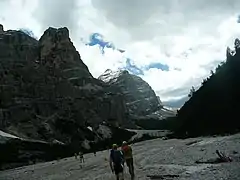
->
<box><xmin>126</xmin><ymin>158</ymin><xmax>134</xmax><ymax>178</ymax></box>
<box><xmin>114</xmin><ymin>166</ymin><xmax>119</xmax><ymax>180</ymax></box>
<box><xmin>118</xmin><ymin>164</ymin><xmax>124</xmax><ymax>180</ymax></box>
<box><xmin>126</xmin><ymin>159</ymin><xmax>132</xmax><ymax>175</ymax></box>
<box><xmin>130</xmin><ymin>158</ymin><xmax>134</xmax><ymax>176</ymax></box>
<box><xmin>123</xmin><ymin>161</ymin><xmax>126</xmax><ymax>174</ymax></box>
<box><xmin>118</xmin><ymin>172</ymin><xmax>124</xmax><ymax>180</ymax></box>
<box><xmin>80</xmin><ymin>158</ymin><xmax>83</xmax><ymax>168</ymax></box>
<box><xmin>115</xmin><ymin>164</ymin><xmax>124</xmax><ymax>180</ymax></box>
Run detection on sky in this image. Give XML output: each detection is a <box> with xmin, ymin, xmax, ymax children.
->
<box><xmin>1</xmin><ymin>0</ymin><xmax>240</xmax><ymax>107</ymax></box>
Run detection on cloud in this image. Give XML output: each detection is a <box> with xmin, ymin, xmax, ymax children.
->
<box><xmin>84</xmin><ymin>33</ymin><xmax>170</xmax><ymax>75</ymax></box>
<box><xmin>163</xmin><ymin>96</ymin><xmax>189</xmax><ymax>108</ymax></box>
<box><xmin>145</xmin><ymin>63</ymin><xmax>169</xmax><ymax>71</ymax></box>
<box><xmin>19</xmin><ymin>28</ymin><xmax>37</xmax><ymax>39</ymax></box>
<box><xmin>33</xmin><ymin>0</ymin><xmax>80</xmax><ymax>38</ymax></box>
<box><xmin>124</xmin><ymin>58</ymin><xmax>169</xmax><ymax>75</ymax></box>
<box><xmin>124</xmin><ymin>58</ymin><xmax>144</xmax><ymax>75</ymax></box>
<box><xmin>1</xmin><ymin>0</ymin><xmax>240</xmax><ymax>107</ymax></box>
<box><xmin>91</xmin><ymin>0</ymin><xmax>240</xmax><ymax>41</ymax></box>
<box><xmin>0</xmin><ymin>0</ymin><xmax>40</xmax><ymax>34</ymax></box>
<box><xmin>85</xmin><ymin>33</ymin><xmax>125</xmax><ymax>54</ymax></box>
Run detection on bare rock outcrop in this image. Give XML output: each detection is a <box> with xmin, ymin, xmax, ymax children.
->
<box><xmin>99</xmin><ymin>70</ymin><xmax>160</xmax><ymax>116</ymax></box>
<box><xmin>0</xmin><ymin>25</ymin><xmax>134</xmax><ymax>146</ymax></box>
<box><xmin>98</xmin><ymin>69</ymin><xmax>175</xmax><ymax>120</ymax></box>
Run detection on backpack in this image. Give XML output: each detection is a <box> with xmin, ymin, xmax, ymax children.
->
<box><xmin>110</xmin><ymin>149</ymin><xmax>124</xmax><ymax>165</ymax></box>
<box><xmin>122</xmin><ymin>145</ymin><xmax>133</xmax><ymax>159</ymax></box>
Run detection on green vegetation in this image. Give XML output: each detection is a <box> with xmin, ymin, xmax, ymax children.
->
<box><xmin>172</xmin><ymin>39</ymin><xmax>240</xmax><ymax>138</ymax></box>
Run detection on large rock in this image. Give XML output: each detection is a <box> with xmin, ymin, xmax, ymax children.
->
<box><xmin>0</xmin><ymin>25</ymin><xmax>134</xmax><ymax>147</ymax></box>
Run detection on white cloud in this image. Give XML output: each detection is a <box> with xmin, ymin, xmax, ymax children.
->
<box><xmin>1</xmin><ymin>0</ymin><xmax>240</xmax><ymax>105</ymax></box>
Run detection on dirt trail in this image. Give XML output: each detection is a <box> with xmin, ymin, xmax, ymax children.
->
<box><xmin>1</xmin><ymin>133</ymin><xmax>240</xmax><ymax>180</ymax></box>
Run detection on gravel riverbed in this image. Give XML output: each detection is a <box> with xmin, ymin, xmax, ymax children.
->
<box><xmin>1</xmin><ymin>133</ymin><xmax>240</xmax><ymax>180</ymax></box>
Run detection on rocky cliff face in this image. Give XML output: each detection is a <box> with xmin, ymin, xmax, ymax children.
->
<box><xmin>98</xmin><ymin>69</ymin><xmax>165</xmax><ymax>118</ymax></box>
<box><xmin>0</xmin><ymin>25</ymin><xmax>134</xmax><ymax>147</ymax></box>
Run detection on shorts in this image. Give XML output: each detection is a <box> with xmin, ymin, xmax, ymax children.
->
<box><xmin>114</xmin><ymin>164</ymin><xmax>123</xmax><ymax>175</ymax></box>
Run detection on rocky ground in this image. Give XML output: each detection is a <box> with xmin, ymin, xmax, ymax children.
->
<box><xmin>1</xmin><ymin>133</ymin><xmax>240</xmax><ymax>180</ymax></box>
<box><xmin>127</xmin><ymin>129</ymin><xmax>170</xmax><ymax>142</ymax></box>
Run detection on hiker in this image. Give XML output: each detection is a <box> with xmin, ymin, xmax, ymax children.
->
<box><xmin>74</xmin><ymin>153</ymin><xmax>78</xmax><ymax>160</ymax></box>
<box><xmin>79</xmin><ymin>151</ymin><xmax>84</xmax><ymax>163</ymax></box>
<box><xmin>121</xmin><ymin>141</ymin><xmax>135</xmax><ymax>179</ymax></box>
<box><xmin>109</xmin><ymin>144</ymin><xmax>124</xmax><ymax>180</ymax></box>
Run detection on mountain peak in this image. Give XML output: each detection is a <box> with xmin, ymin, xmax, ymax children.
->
<box><xmin>39</xmin><ymin>27</ymin><xmax>74</xmax><ymax>58</ymax></box>
<box><xmin>40</xmin><ymin>27</ymin><xmax>69</xmax><ymax>42</ymax></box>
<box><xmin>37</xmin><ymin>26</ymin><xmax>93</xmax><ymax>79</ymax></box>
<box><xmin>99</xmin><ymin>69</ymin><xmax>131</xmax><ymax>83</ymax></box>
<box><xmin>39</xmin><ymin>27</ymin><xmax>72</xmax><ymax>56</ymax></box>
<box><xmin>104</xmin><ymin>69</ymin><xmax>113</xmax><ymax>73</ymax></box>
<box><xmin>98</xmin><ymin>69</ymin><xmax>162</xmax><ymax>116</ymax></box>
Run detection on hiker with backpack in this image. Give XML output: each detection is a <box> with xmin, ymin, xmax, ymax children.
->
<box><xmin>79</xmin><ymin>151</ymin><xmax>84</xmax><ymax>168</ymax></box>
<box><xmin>109</xmin><ymin>144</ymin><xmax>124</xmax><ymax>180</ymax></box>
<box><xmin>121</xmin><ymin>141</ymin><xmax>135</xmax><ymax>179</ymax></box>
<box><xmin>79</xmin><ymin>151</ymin><xmax>84</xmax><ymax>163</ymax></box>
<box><xmin>74</xmin><ymin>153</ymin><xmax>78</xmax><ymax>160</ymax></box>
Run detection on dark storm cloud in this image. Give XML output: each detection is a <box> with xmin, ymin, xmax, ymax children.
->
<box><xmin>33</xmin><ymin>0</ymin><xmax>79</xmax><ymax>37</ymax></box>
<box><xmin>91</xmin><ymin>0</ymin><xmax>240</xmax><ymax>40</ymax></box>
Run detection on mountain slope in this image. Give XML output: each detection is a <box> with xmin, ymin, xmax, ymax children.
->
<box><xmin>175</xmin><ymin>38</ymin><xmax>240</xmax><ymax>137</ymax></box>
<box><xmin>99</xmin><ymin>69</ymin><xmax>161</xmax><ymax>116</ymax></box>
<box><xmin>98</xmin><ymin>69</ymin><xmax>175</xmax><ymax>120</ymax></box>
<box><xmin>0</xmin><ymin>25</ymin><xmax>135</xmax><ymax>146</ymax></box>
